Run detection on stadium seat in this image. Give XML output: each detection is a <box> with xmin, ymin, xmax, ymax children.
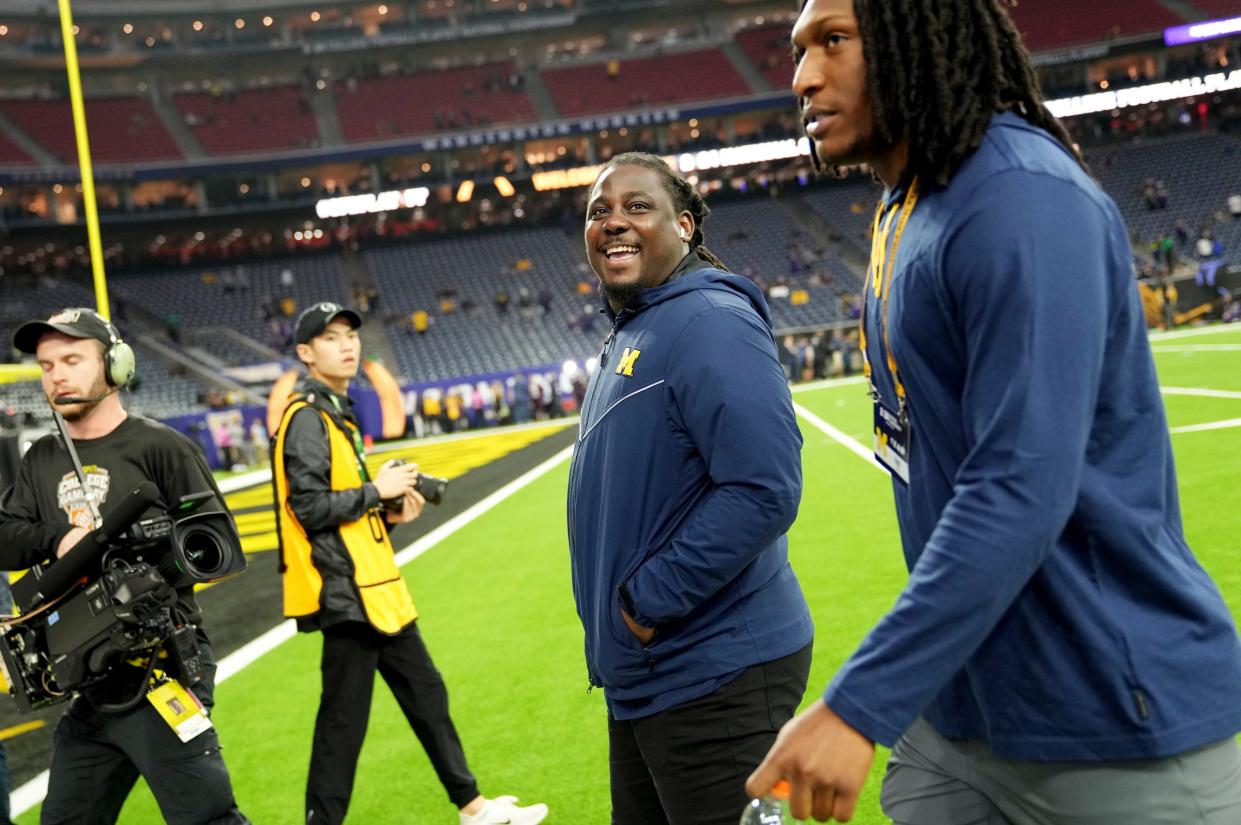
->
<box><xmin>0</xmin><ymin>97</ymin><xmax>182</xmax><ymax>164</ymax></box>
<box><xmin>173</xmin><ymin>87</ymin><xmax>320</xmax><ymax>156</ymax></box>
<box><xmin>541</xmin><ymin>49</ymin><xmax>749</xmax><ymax>117</ymax></box>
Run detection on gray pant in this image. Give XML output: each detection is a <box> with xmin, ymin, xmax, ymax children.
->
<box><xmin>882</xmin><ymin>717</ymin><xmax>1241</xmax><ymax>825</ymax></box>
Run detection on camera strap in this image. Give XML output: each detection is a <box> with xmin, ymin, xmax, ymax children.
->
<box><xmin>51</xmin><ymin>410</ymin><xmax>103</xmax><ymax>529</ymax></box>
<box><xmin>320</xmin><ymin>393</ymin><xmax>372</xmax><ymax>483</ymax></box>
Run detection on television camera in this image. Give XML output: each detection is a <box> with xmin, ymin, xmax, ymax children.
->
<box><xmin>0</xmin><ymin>481</ymin><xmax>246</xmax><ymax>713</ymax></box>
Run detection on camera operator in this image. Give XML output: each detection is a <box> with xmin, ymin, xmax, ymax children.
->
<box><xmin>273</xmin><ymin>303</ymin><xmax>547</xmax><ymax>825</ymax></box>
<box><xmin>0</xmin><ymin>308</ymin><xmax>248</xmax><ymax>825</ymax></box>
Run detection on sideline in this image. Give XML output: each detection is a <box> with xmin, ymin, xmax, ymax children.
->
<box><xmin>1170</xmin><ymin>417</ymin><xmax>1241</xmax><ymax>435</ymax></box>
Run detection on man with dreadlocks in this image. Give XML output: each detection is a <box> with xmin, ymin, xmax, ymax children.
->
<box><xmin>747</xmin><ymin>1</ymin><xmax>1241</xmax><ymax>823</ymax></box>
<box><xmin>566</xmin><ymin>152</ymin><xmax>814</xmax><ymax>825</ymax></box>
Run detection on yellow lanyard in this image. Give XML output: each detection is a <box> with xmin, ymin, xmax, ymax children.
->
<box><xmin>860</xmin><ymin>177</ymin><xmax>920</xmax><ymax>418</ymax></box>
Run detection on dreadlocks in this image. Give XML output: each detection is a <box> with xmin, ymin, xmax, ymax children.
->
<box><xmin>598</xmin><ymin>152</ymin><xmax>730</xmax><ymax>271</ymax></box>
<box><xmin>804</xmin><ymin>0</ymin><xmax>1085</xmax><ymax>186</ymax></box>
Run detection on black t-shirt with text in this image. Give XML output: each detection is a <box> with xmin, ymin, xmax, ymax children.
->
<box><xmin>0</xmin><ymin>415</ymin><xmax>229</xmax><ymax>697</ymax></box>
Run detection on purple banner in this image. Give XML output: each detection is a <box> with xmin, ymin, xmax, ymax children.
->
<box><xmin>1164</xmin><ymin>16</ymin><xmax>1241</xmax><ymax>46</ymax></box>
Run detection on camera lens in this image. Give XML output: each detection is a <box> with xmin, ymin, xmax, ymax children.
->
<box><xmin>179</xmin><ymin>526</ymin><xmax>225</xmax><ymax>577</ymax></box>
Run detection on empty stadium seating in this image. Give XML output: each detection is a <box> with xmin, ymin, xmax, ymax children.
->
<box><xmin>108</xmin><ymin>257</ymin><xmax>350</xmax><ymax>346</ymax></box>
<box><xmin>365</xmin><ymin>227</ymin><xmax>601</xmax><ymax>382</ymax></box>
<box><xmin>0</xmin><ymin>128</ymin><xmax>31</xmax><ymax>165</ymax></box>
<box><xmin>0</xmin><ymin>279</ymin><xmax>211</xmax><ymax>420</ymax></box>
<box><xmin>173</xmin><ymin>86</ymin><xmax>320</xmax><ymax>155</ymax></box>
<box><xmin>541</xmin><ymin>49</ymin><xmax>750</xmax><ymax>117</ymax></box>
<box><xmin>5</xmin><ymin>129</ymin><xmax>1239</xmax><ymax>421</ymax></box>
<box><xmin>1006</xmin><ymin>0</ymin><xmax>1182</xmax><ymax>52</ymax></box>
<box><xmin>1089</xmin><ymin>132</ymin><xmax>1241</xmax><ymax>265</ymax></box>
<box><xmin>335</xmin><ymin>63</ymin><xmax>536</xmax><ymax>143</ymax></box>
<box><xmin>1189</xmin><ymin>0</ymin><xmax>1241</xmax><ymax>18</ymax></box>
<box><xmin>0</xmin><ymin>97</ymin><xmax>182</xmax><ymax>164</ymax></box>
<box><xmin>735</xmin><ymin>26</ymin><xmax>795</xmax><ymax>91</ymax></box>
<box><xmin>798</xmin><ymin>179</ymin><xmax>884</xmax><ymax>257</ymax></box>
<box><xmin>706</xmin><ymin>197</ymin><xmax>864</xmax><ymax>327</ymax></box>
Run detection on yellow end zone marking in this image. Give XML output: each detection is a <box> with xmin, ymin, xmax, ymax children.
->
<box><xmin>0</xmin><ymin>720</ymin><xmax>45</xmax><ymax>741</ymax></box>
<box><xmin>221</xmin><ymin>423</ymin><xmax>576</xmax><ymax>560</ymax></box>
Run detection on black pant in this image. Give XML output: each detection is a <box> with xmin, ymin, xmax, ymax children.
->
<box><xmin>609</xmin><ymin>643</ymin><xmax>812</xmax><ymax>825</ymax></box>
<box><xmin>41</xmin><ymin>659</ymin><xmax>247</xmax><ymax>825</ymax></box>
<box><xmin>306</xmin><ymin>621</ymin><xmax>479</xmax><ymax>824</ymax></box>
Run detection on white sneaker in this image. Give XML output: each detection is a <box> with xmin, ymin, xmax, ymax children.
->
<box><xmin>459</xmin><ymin>795</ymin><xmax>549</xmax><ymax>825</ymax></box>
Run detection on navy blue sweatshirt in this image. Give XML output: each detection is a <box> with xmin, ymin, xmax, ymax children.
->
<box><xmin>827</xmin><ymin>113</ymin><xmax>1241</xmax><ymax>760</ymax></box>
<box><xmin>567</xmin><ymin>254</ymin><xmax>814</xmax><ymax>720</ymax></box>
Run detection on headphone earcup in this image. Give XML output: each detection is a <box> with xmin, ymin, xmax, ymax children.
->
<box><xmin>106</xmin><ymin>341</ymin><xmax>136</xmax><ymax>388</ymax></box>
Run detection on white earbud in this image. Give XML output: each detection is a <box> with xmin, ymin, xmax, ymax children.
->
<box><xmin>679</xmin><ymin>229</ymin><xmax>689</xmax><ymax>241</ymax></box>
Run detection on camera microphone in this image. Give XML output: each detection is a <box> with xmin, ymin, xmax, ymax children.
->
<box><xmin>53</xmin><ymin>387</ymin><xmax>119</xmax><ymax>406</ymax></box>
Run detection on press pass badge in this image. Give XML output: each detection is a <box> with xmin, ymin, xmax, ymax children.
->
<box><xmin>148</xmin><ymin>680</ymin><xmax>213</xmax><ymax>743</ymax></box>
<box><xmin>874</xmin><ymin>402</ymin><xmax>911</xmax><ymax>485</ymax></box>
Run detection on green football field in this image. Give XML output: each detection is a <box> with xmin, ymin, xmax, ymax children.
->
<box><xmin>19</xmin><ymin>324</ymin><xmax>1241</xmax><ymax>824</ymax></box>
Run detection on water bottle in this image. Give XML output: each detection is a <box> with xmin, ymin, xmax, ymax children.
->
<box><xmin>739</xmin><ymin>779</ymin><xmax>797</xmax><ymax>824</ymax></box>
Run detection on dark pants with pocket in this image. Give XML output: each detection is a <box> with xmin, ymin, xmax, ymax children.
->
<box><xmin>609</xmin><ymin>643</ymin><xmax>812</xmax><ymax>825</ymax></box>
<box><xmin>41</xmin><ymin>656</ymin><xmax>247</xmax><ymax>825</ymax></box>
<box><xmin>306</xmin><ymin>620</ymin><xmax>480</xmax><ymax>825</ymax></box>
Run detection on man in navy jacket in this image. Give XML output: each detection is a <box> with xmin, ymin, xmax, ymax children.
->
<box><xmin>567</xmin><ymin>153</ymin><xmax>814</xmax><ymax>825</ymax></box>
<box><xmin>748</xmin><ymin>1</ymin><xmax>1241</xmax><ymax>823</ymax></box>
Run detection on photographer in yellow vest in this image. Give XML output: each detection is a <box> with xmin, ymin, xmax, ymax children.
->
<box><xmin>272</xmin><ymin>302</ymin><xmax>547</xmax><ymax>825</ymax></box>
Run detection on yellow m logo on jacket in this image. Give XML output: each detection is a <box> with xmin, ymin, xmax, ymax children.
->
<box><xmin>615</xmin><ymin>348</ymin><xmax>641</xmax><ymax>377</ymax></box>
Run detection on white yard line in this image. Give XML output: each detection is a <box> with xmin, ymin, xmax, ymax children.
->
<box><xmin>1161</xmin><ymin>387</ymin><xmax>1241</xmax><ymax>400</ymax></box>
<box><xmin>1148</xmin><ymin>324</ymin><xmax>1241</xmax><ymax>342</ymax></box>
<box><xmin>1169</xmin><ymin>418</ymin><xmax>1241</xmax><ymax>435</ymax></box>
<box><xmin>792</xmin><ymin>401</ymin><xmax>884</xmax><ymax>472</ymax></box>
<box><xmin>1150</xmin><ymin>344</ymin><xmax>1241</xmax><ymax>353</ymax></box>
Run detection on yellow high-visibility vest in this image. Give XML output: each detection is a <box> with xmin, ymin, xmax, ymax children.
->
<box><xmin>272</xmin><ymin>399</ymin><xmax>417</xmax><ymax>634</ymax></box>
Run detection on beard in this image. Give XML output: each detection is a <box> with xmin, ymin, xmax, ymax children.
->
<box><xmin>48</xmin><ymin>375</ymin><xmax>111</xmax><ymax>422</ymax></box>
<box><xmin>812</xmin><ymin>129</ymin><xmax>890</xmax><ymax>178</ymax></box>
<box><xmin>600</xmin><ymin>280</ymin><xmax>644</xmax><ymax>313</ymax></box>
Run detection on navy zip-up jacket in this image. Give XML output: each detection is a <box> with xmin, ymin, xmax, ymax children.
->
<box><xmin>567</xmin><ymin>254</ymin><xmax>814</xmax><ymax>720</ymax></box>
<box><xmin>827</xmin><ymin>113</ymin><xmax>1241</xmax><ymax>761</ymax></box>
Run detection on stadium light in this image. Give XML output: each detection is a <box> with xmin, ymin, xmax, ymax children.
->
<box><xmin>676</xmin><ymin>138</ymin><xmax>809</xmax><ymax>173</ymax></box>
<box><xmin>315</xmin><ymin>187</ymin><xmax>431</xmax><ymax>219</ymax></box>
<box><xmin>493</xmin><ymin>176</ymin><xmax>516</xmax><ymax>197</ymax></box>
<box><xmin>531</xmin><ymin>165</ymin><xmax>605</xmax><ymax>192</ymax></box>
<box><xmin>1045</xmin><ymin>69</ymin><xmax>1241</xmax><ymax>119</ymax></box>
<box><xmin>456</xmin><ymin>180</ymin><xmax>475</xmax><ymax>203</ymax></box>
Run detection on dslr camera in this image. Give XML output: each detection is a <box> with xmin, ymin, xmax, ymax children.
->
<box><xmin>0</xmin><ymin>482</ymin><xmax>246</xmax><ymax>713</ymax></box>
<box><xmin>381</xmin><ymin>459</ymin><xmax>448</xmax><ymax>509</ymax></box>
